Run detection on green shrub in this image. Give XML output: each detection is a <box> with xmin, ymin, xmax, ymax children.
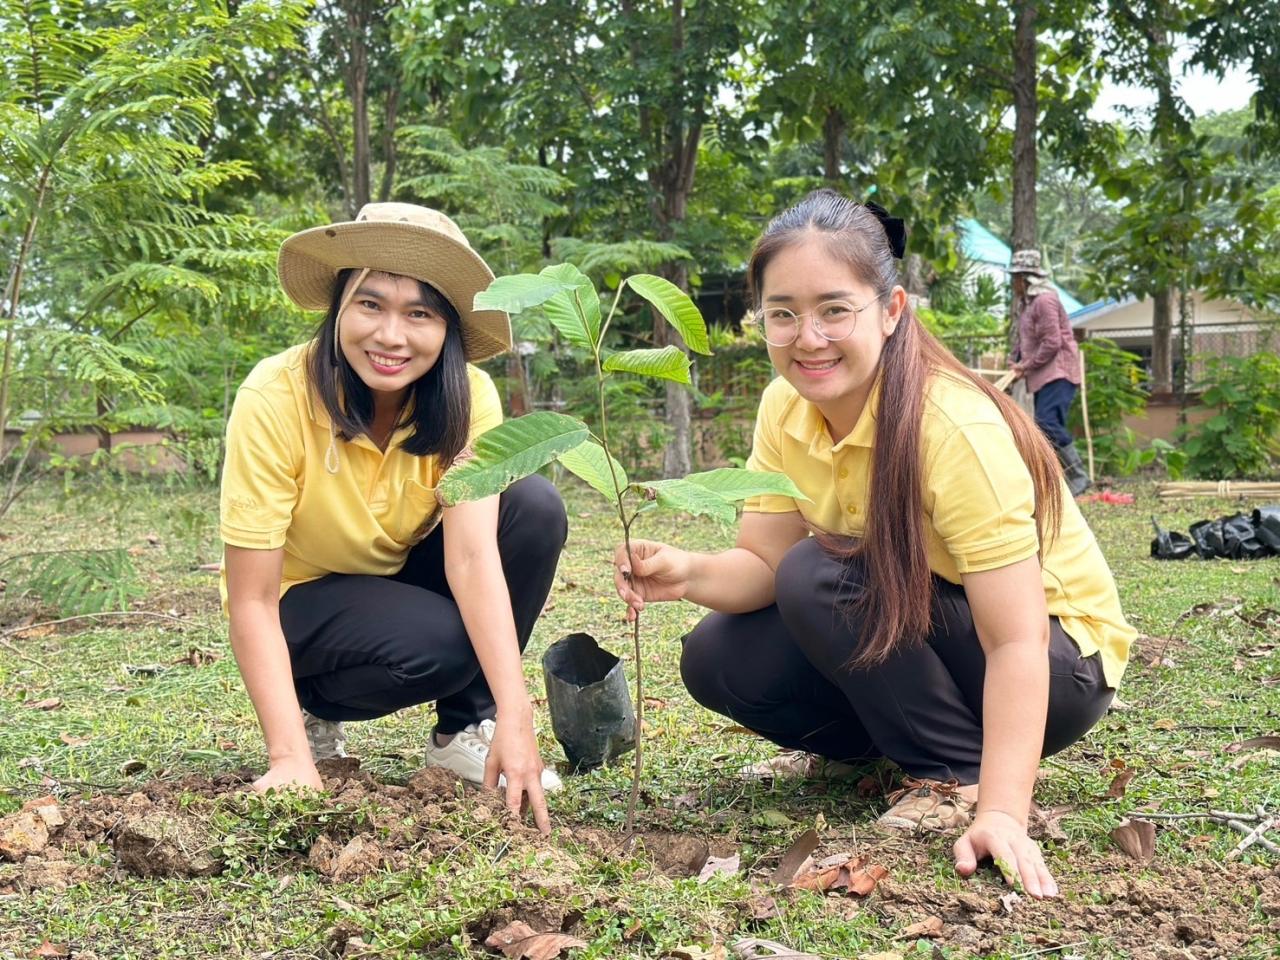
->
<box><xmin>1181</xmin><ymin>352</ymin><xmax>1280</xmax><ymax>479</ymax></box>
<box><xmin>1070</xmin><ymin>338</ymin><xmax>1177</xmax><ymax>476</ymax></box>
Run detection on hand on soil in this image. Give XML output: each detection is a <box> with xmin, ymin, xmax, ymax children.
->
<box><xmin>613</xmin><ymin>539</ymin><xmax>691</xmax><ymax>621</ymax></box>
<box><xmin>954</xmin><ymin>810</ymin><xmax>1058</xmax><ymax>899</ymax></box>
<box><xmin>253</xmin><ymin>757</ymin><xmax>324</xmax><ymax>794</ymax></box>
<box><xmin>484</xmin><ymin>715</ymin><xmax>551</xmax><ymax>835</ymax></box>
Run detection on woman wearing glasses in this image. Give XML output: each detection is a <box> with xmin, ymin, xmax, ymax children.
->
<box><xmin>613</xmin><ymin>189</ymin><xmax>1134</xmax><ymax>899</ymax></box>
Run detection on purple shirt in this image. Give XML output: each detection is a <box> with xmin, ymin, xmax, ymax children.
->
<box><xmin>1017</xmin><ymin>291</ymin><xmax>1080</xmax><ymax>393</ymax></box>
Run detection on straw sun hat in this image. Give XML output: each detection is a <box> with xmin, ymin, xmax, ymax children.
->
<box><xmin>277</xmin><ymin>202</ymin><xmax>512</xmax><ymax>362</ymax></box>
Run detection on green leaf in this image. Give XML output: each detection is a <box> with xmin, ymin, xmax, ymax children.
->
<box><xmin>603</xmin><ymin>346</ymin><xmax>692</xmax><ymax>384</ymax></box>
<box><xmin>474</xmin><ymin>274</ymin><xmax>573</xmax><ymax>314</ymax></box>
<box><xmin>627</xmin><ymin>274</ymin><xmax>711</xmax><ymax>355</ymax></box>
<box><xmin>557</xmin><ymin>439</ymin><xmax>628</xmax><ymax>501</ymax></box>
<box><xmin>683</xmin><ymin>467</ymin><xmax>809</xmax><ymax>503</ymax></box>
<box><xmin>641</xmin><ymin>478</ymin><xmax>737</xmax><ymax>523</ymax></box>
<box><xmin>540</xmin><ymin>263</ymin><xmax>600</xmax><ymax>351</ymax></box>
<box><xmin>437</xmin><ymin>412</ymin><xmax>588</xmax><ymax>505</ymax></box>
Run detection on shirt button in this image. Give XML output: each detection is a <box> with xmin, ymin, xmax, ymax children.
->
<box><xmin>838</xmin><ymin>468</ymin><xmax>849</xmax><ymax>479</ymax></box>
<box><xmin>846</xmin><ymin>504</ymin><xmax>857</xmax><ymax>515</ymax></box>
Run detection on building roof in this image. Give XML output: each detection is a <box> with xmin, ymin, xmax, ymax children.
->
<box><xmin>958</xmin><ymin>218</ymin><xmax>1086</xmax><ymax>315</ymax></box>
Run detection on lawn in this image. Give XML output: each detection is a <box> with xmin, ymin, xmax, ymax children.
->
<box><xmin>1</xmin><ymin>472</ymin><xmax>1278</xmax><ymax>960</ymax></box>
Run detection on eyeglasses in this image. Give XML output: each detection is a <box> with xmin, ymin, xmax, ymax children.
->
<box><xmin>748</xmin><ymin>296</ymin><xmax>884</xmax><ymax>347</ymax></box>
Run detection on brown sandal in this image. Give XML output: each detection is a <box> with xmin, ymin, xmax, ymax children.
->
<box><xmin>876</xmin><ymin>776</ymin><xmax>975</xmax><ymax>833</ymax></box>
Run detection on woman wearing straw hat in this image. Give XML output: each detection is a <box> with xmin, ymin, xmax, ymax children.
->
<box><xmin>220</xmin><ymin>202</ymin><xmax>565</xmax><ymax>832</ymax></box>
<box><xmin>1008</xmin><ymin>250</ymin><xmax>1091</xmax><ymax>497</ymax></box>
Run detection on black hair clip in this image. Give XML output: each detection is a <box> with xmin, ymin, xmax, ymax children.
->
<box><xmin>864</xmin><ymin>201</ymin><xmax>907</xmax><ymax>259</ymax></box>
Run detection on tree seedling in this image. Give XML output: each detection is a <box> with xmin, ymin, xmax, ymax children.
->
<box><xmin>437</xmin><ymin>263</ymin><xmax>804</xmax><ymax>832</ymax></box>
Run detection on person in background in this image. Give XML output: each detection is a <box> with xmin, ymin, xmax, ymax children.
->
<box><xmin>1008</xmin><ymin>250</ymin><xmax>1091</xmax><ymax>496</ymax></box>
<box><xmin>220</xmin><ymin>202</ymin><xmax>565</xmax><ymax>833</ymax></box>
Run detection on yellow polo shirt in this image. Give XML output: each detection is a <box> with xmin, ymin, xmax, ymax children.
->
<box><xmin>745</xmin><ymin>370</ymin><xmax>1134</xmax><ymax>687</ymax></box>
<box><xmin>219</xmin><ymin>342</ymin><xmax>503</xmax><ymax>602</ymax></box>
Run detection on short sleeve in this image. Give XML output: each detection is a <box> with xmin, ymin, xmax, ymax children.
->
<box><xmin>925</xmin><ymin>422</ymin><xmax>1040</xmax><ymax>573</ymax></box>
<box><xmin>467</xmin><ymin>367</ymin><xmax>504</xmax><ymax>442</ymax></box>
<box><xmin>219</xmin><ymin>386</ymin><xmax>301</xmax><ymax>550</ymax></box>
<box><xmin>744</xmin><ymin>391</ymin><xmax>799</xmax><ymax>514</ymax></box>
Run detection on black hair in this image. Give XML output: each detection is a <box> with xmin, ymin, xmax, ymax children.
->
<box><xmin>306</xmin><ymin>268</ymin><xmax>471</xmax><ymax>464</ymax></box>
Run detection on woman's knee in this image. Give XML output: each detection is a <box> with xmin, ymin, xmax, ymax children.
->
<box><xmin>774</xmin><ymin>537</ymin><xmax>863</xmax><ymax>619</ymax></box>
<box><xmin>679</xmin><ymin>615</ymin><xmax>736</xmax><ymax>710</ymax></box>
<box><xmin>499</xmin><ymin>474</ymin><xmax>568</xmax><ymax>549</ymax></box>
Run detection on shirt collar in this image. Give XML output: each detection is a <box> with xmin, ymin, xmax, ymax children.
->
<box><xmin>782</xmin><ymin>375</ymin><xmax>882</xmax><ymax>456</ymax></box>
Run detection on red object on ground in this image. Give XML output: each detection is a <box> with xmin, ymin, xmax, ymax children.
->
<box><xmin>1078</xmin><ymin>491</ymin><xmax>1136</xmax><ymax>505</ymax></box>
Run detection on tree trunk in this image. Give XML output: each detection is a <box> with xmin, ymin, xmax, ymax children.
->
<box><xmin>1008</xmin><ymin>0</ymin><xmax>1038</xmax><ymax>403</ymax></box>
<box><xmin>822</xmin><ymin>106</ymin><xmax>844</xmax><ymax>183</ymax></box>
<box><xmin>1010</xmin><ymin>0</ymin><xmax>1038</xmax><ymax>254</ymax></box>
<box><xmin>347</xmin><ymin>0</ymin><xmax>372</xmax><ymax>211</ymax></box>
<box><xmin>1151</xmin><ymin>286</ymin><xmax>1173</xmax><ymax>396</ymax></box>
<box><xmin>377</xmin><ymin>84</ymin><xmax>400</xmax><ymax>202</ymax></box>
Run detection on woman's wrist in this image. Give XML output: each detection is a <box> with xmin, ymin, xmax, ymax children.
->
<box><xmin>975</xmin><ymin>806</ymin><xmax>1028</xmax><ymax>829</ymax></box>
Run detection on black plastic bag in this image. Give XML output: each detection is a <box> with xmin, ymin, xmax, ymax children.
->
<box><xmin>1150</xmin><ymin>517</ymin><xmax>1194</xmax><ymax>560</ymax></box>
<box><xmin>541</xmin><ymin>633</ymin><xmax>636</xmax><ymax>771</ymax></box>
<box><xmin>1253</xmin><ymin>506</ymin><xmax>1280</xmax><ymax>553</ymax></box>
<box><xmin>1188</xmin><ymin>518</ymin><xmax>1226</xmax><ymax>559</ymax></box>
<box><xmin>1221</xmin><ymin>513</ymin><xmax>1267</xmax><ymax>560</ymax></box>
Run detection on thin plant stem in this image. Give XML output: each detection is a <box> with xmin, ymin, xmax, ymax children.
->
<box><xmin>590</xmin><ymin>287</ymin><xmax>644</xmax><ymax>835</ymax></box>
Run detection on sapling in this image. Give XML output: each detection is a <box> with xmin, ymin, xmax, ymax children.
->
<box><xmin>437</xmin><ymin>262</ymin><xmax>804</xmax><ymax>833</ymax></box>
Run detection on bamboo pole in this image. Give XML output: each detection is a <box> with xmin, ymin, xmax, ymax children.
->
<box><xmin>1079</xmin><ymin>349</ymin><xmax>1094</xmax><ymax>481</ymax></box>
<box><xmin>1156</xmin><ymin>481</ymin><xmax>1280</xmax><ymax>501</ymax></box>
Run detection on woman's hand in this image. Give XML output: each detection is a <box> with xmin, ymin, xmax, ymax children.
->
<box><xmin>253</xmin><ymin>755</ymin><xmax>324</xmax><ymax>794</ymax></box>
<box><xmin>954</xmin><ymin>810</ymin><xmax>1058</xmax><ymax>899</ymax></box>
<box><xmin>484</xmin><ymin>711</ymin><xmax>551</xmax><ymax>835</ymax></box>
<box><xmin>613</xmin><ymin>539</ymin><xmax>692</xmax><ymax>621</ymax></box>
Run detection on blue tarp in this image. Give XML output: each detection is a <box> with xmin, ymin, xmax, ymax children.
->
<box><xmin>958</xmin><ymin>218</ymin><xmax>1086</xmax><ymax>315</ymax></box>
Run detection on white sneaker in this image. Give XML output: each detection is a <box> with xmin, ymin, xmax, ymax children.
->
<box><xmin>423</xmin><ymin>718</ymin><xmax>563</xmax><ymax>792</ymax></box>
<box><xmin>303</xmin><ymin>710</ymin><xmax>347</xmax><ymax>761</ymax></box>
<box><xmin>739</xmin><ymin>750</ymin><xmax>860</xmax><ymax>781</ymax></box>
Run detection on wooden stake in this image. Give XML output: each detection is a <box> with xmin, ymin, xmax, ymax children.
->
<box><xmin>1079</xmin><ymin>348</ymin><xmax>1094</xmax><ymax>482</ymax></box>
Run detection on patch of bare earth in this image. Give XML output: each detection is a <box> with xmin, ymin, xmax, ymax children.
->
<box><xmin>3</xmin><ymin>763</ymin><xmax>1277</xmax><ymax>957</ymax></box>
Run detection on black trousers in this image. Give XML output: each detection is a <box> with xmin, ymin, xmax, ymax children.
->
<box><xmin>1033</xmin><ymin>377</ymin><xmax>1077</xmax><ymax>449</ymax></box>
<box><xmin>680</xmin><ymin>538</ymin><xmax>1113</xmax><ymax>784</ymax></box>
<box><xmin>279</xmin><ymin>475</ymin><xmax>567</xmax><ymax>734</ymax></box>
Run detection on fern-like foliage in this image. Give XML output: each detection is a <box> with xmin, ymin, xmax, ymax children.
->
<box><xmin>7</xmin><ymin>549</ymin><xmax>145</xmax><ymax>616</ymax></box>
<box><xmin>0</xmin><ymin>0</ymin><xmax>307</xmax><ymax>516</ymax></box>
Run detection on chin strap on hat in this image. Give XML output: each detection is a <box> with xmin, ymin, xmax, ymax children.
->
<box><xmin>324</xmin><ymin>267</ymin><xmax>372</xmax><ymax>476</ymax></box>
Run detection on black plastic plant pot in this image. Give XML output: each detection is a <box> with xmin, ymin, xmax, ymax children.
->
<box><xmin>541</xmin><ymin>633</ymin><xmax>637</xmax><ymax>772</ymax></box>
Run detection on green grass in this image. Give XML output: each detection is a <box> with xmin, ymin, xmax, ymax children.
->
<box><xmin>1</xmin><ymin>472</ymin><xmax>1278</xmax><ymax>959</ymax></box>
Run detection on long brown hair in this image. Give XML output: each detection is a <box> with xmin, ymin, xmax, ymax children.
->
<box><xmin>747</xmin><ymin>189</ymin><xmax>1063</xmax><ymax>666</ymax></box>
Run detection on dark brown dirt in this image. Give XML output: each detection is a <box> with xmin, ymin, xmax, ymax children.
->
<box><xmin>8</xmin><ymin>762</ymin><xmax>1278</xmax><ymax>958</ymax></box>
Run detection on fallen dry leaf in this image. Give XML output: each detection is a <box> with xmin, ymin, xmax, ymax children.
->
<box><xmin>1000</xmin><ymin>891</ymin><xmax>1022</xmax><ymax>914</ymax></box>
<box><xmin>1105</xmin><ymin>768</ymin><xmax>1136</xmax><ymax>799</ymax></box>
<box><xmin>25</xmin><ymin>699</ymin><xmax>62</xmax><ymax>711</ymax></box>
<box><xmin>1262</xmin><ymin>675</ymin><xmax>1280</xmax><ymax>687</ymax></box>
<box><xmin>697</xmin><ymin>853</ymin><xmax>740</xmax><ymax>883</ymax></box>
<box><xmin>730</xmin><ymin>938</ymin><xmax>820</xmax><ymax>959</ymax></box>
<box><xmin>770</xmin><ymin>829</ymin><xmax>819</xmax><ymax>886</ymax></box>
<box><xmin>790</xmin><ymin>854</ymin><xmax>886</xmax><ymax>897</ymax></box>
<box><xmin>749</xmin><ymin>894</ymin><xmax>780</xmax><ymax>920</ymax></box>
<box><xmin>643</xmin><ymin>697</ymin><xmax>668</xmax><ymax>709</ymax></box>
<box><xmin>173</xmin><ymin>647</ymin><xmax>222</xmax><ymax>668</ymax></box>
<box><xmin>1110</xmin><ymin>818</ymin><xmax>1156</xmax><ymax>862</ymax></box>
<box><xmin>484</xmin><ymin>921</ymin><xmax>587</xmax><ymax>960</ymax></box>
<box><xmin>1244</xmin><ymin>644</ymin><xmax>1277</xmax><ymax>658</ymax></box>
<box><xmin>1223</xmin><ymin>735</ymin><xmax>1280</xmax><ymax>754</ymax></box>
<box><xmin>858</xmin><ymin>954</ymin><xmax>905</xmax><ymax>960</ymax></box>
<box><xmin>58</xmin><ymin>733</ymin><xmax>90</xmax><ymax>747</ymax></box>
<box><xmin>665</xmin><ymin>946</ymin><xmax>726</xmax><ymax>960</ymax></box>
<box><xmin>899</xmin><ymin>916</ymin><xmax>943</xmax><ymax>939</ymax></box>
<box><xmin>1153</xmin><ymin>718</ymin><xmax>1177</xmax><ymax>731</ymax></box>
<box><xmin>28</xmin><ymin>942</ymin><xmax>69</xmax><ymax>959</ymax></box>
